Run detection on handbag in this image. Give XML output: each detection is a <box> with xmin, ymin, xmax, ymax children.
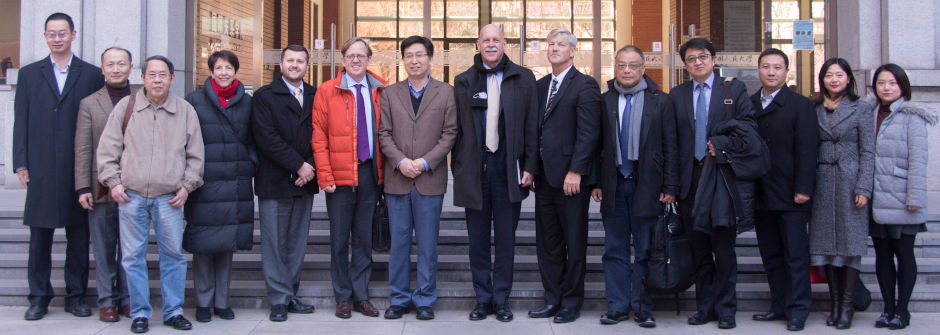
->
<box><xmin>99</xmin><ymin>93</ymin><xmax>136</xmax><ymax>203</ymax></box>
<box><xmin>372</xmin><ymin>192</ymin><xmax>391</xmax><ymax>252</ymax></box>
<box><xmin>645</xmin><ymin>203</ymin><xmax>695</xmax><ymax>314</ymax></box>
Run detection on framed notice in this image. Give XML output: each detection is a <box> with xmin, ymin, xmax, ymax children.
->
<box><xmin>793</xmin><ymin>20</ymin><xmax>815</xmax><ymax>50</ymax></box>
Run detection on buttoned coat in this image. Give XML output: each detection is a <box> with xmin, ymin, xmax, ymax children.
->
<box><xmin>810</xmin><ymin>98</ymin><xmax>875</xmax><ymax>257</ymax></box>
<box><xmin>535</xmin><ymin>67</ymin><xmax>602</xmax><ymax>188</ymax></box>
<box><xmin>378</xmin><ymin>78</ymin><xmax>458</xmax><ymax>196</ymax></box>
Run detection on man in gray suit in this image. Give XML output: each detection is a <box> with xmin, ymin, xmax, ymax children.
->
<box><xmin>377</xmin><ymin>35</ymin><xmax>458</xmax><ymax>321</ymax></box>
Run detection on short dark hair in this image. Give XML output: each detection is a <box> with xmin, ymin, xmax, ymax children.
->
<box><xmin>758</xmin><ymin>48</ymin><xmax>789</xmax><ymax>69</ymax></box>
<box><xmin>142</xmin><ymin>55</ymin><xmax>175</xmax><ymax>75</ymax></box>
<box><xmin>872</xmin><ymin>63</ymin><xmax>912</xmax><ymax>103</ymax></box>
<box><xmin>101</xmin><ymin>47</ymin><xmax>132</xmax><ymax>64</ymax></box>
<box><xmin>614</xmin><ymin>45</ymin><xmax>644</xmax><ymax>62</ymax></box>
<box><xmin>813</xmin><ymin>57</ymin><xmax>859</xmax><ymax>104</ymax></box>
<box><xmin>208</xmin><ymin>50</ymin><xmax>240</xmax><ymax>72</ymax></box>
<box><xmin>400</xmin><ymin>35</ymin><xmax>434</xmax><ymax>57</ymax></box>
<box><xmin>45</xmin><ymin>12</ymin><xmax>74</xmax><ymax>31</ymax></box>
<box><xmin>679</xmin><ymin>38</ymin><xmax>715</xmax><ymax>62</ymax></box>
<box><xmin>281</xmin><ymin>44</ymin><xmax>309</xmax><ymax>62</ymax></box>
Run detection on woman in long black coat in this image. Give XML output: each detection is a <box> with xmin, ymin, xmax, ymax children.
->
<box><xmin>183</xmin><ymin>50</ymin><xmax>256</xmax><ymax>322</ymax></box>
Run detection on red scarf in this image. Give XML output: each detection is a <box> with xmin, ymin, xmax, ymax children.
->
<box><xmin>211</xmin><ymin>78</ymin><xmax>239</xmax><ymax>108</ymax></box>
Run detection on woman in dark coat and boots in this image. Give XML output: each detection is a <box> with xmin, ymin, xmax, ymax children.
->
<box><xmin>870</xmin><ymin>64</ymin><xmax>936</xmax><ymax>330</ymax></box>
<box><xmin>809</xmin><ymin>58</ymin><xmax>875</xmax><ymax>330</ymax></box>
<box><xmin>183</xmin><ymin>50</ymin><xmax>256</xmax><ymax>322</ymax></box>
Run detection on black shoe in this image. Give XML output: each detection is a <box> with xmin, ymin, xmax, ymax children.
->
<box><xmin>195</xmin><ymin>307</ymin><xmax>211</xmax><ymax>322</ymax></box>
<box><xmin>688</xmin><ymin>312</ymin><xmax>718</xmax><ymax>325</ymax></box>
<box><xmin>288</xmin><ymin>297</ymin><xmax>315</xmax><ymax>313</ymax></box>
<box><xmin>469</xmin><ymin>302</ymin><xmax>493</xmax><ymax>321</ymax></box>
<box><xmin>64</xmin><ymin>302</ymin><xmax>92</xmax><ymax>317</ymax></box>
<box><xmin>495</xmin><ymin>304</ymin><xmax>513</xmax><ymax>322</ymax></box>
<box><xmin>163</xmin><ymin>314</ymin><xmax>192</xmax><ymax>330</ymax></box>
<box><xmin>528</xmin><ymin>304</ymin><xmax>559</xmax><ymax>318</ymax></box>
<box><xmin>752</xmin><ymin>311</ymin><xmax>787</xmax><ymax>322</ymax></box>
<box><xmin>23</xmin><ymin>305</ymin><xmax>47</xmax><ymax>321</ymax></box>
<box><xmin>269</xmin><ymin>304</ymin><xmax>288</xmax><ymax>322</ymax></box>
<box><xmin>786</xmin><ymin>318</ymin><xmax>805</xmax><ymax>331</ymax></box>
<box><xmin>599</xmin><ymin>310</ymin><xmax>629</xmax><ymax>325</ymax></box>
<box><xmin>384</xmin><ymin>305</ymin><xmax>408</xmax><ymax>319</ymax></box>
<box><xmin>634</xmin><ymin>311</ymin><xmax>656</xmax><ymax>328</ymax></box>
<box><xmin>131</xmin><ymin>317</ymin><xmax>149</xmax><ymax>333</ymax></box>
<box><xmin>416</xmin><ymin>307</ymin><xmax>435</xmax><ymax>320</ymax></box>
<box><xmin>214</xmin><ymin>307</ymin><xmax>235</xmax><ymax>320</ymax></box>
<box><xmin>875</xmin><ymin>313</ymin><xmax>891</xmax><ymax>328</ymax></box>
<box><xmin>718</xmin><ymin>317</ymin><xmax>736</xmax><ymax>329</ymax></box>
<box><xmin>553</xmin><ymin>308</ymin><xmax>579</xmax><ymax>323</ymax></box>
<box><xmin>888</xmin><ymin>313</ymin><xmax>908</xmax><ymax>330</ymax></box>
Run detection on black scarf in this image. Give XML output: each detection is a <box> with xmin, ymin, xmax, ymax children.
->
<box><xmin>467</xmin><ymin>54</ymin><xmax>510</xmax><ymax>109</ymax></box>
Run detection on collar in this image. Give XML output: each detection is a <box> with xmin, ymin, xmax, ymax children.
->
<box><xmin>408</xmin><ymin>74</ymin><xmax>431</xmax><ymax>98</ymax></box>
<box><xmin>551</xmin><ymin>64</ymin><xmax>573</xmax><ymax>83</ymax></box>
<box><xmin>50</xmin><ymin>54</ymin><xmax>74</xmax><ymax>71</ymax></box>
<box><xmin>693</xmin><ymin>72</ymin><xmax>715</xmax><ymax>89</ymax></box>
<box><xmin>344</xmin><ymin>71</ymin><xmax>368</xmax><ymax>89</ymax></box>
<box><xmin>761</xmin><ymin>87</ymin><xmax>783</xmax><ymax>102</ymax></box>
<box><xmin>138</xmin><ymin>90</ymin><xmax>179</xmax><ymax>114</ymax></box>
<box><xmin>281</xmin><ymin>76</ymin><xmax>303</xmax><ymax>94</ymax></box>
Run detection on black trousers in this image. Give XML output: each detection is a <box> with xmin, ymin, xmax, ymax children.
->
<box><xmin>28</xmin><ymin>225</ymin><xmax>89</xmax><ymax>307</ymax></box>
<box><xmin>534</xmin><ymin>175</ymin><xmax>590</xmax><ymax>310</ymax></box>
<box><xmin>755</xmin><ymin>210</ymin><xmax>811</xmax><ymax>321</ymax></box>
<box><xmin>872</xmin><ymin>234</ymin><xmax>918</xmax><ymax>316</ymax></box>
<box><xmin>325</xmin><ymin>160</ymin><xmax>378</xmax><ymax>303</ymax></box>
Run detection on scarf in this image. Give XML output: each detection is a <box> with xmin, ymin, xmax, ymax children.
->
<box><xmin>822</xmin><ymin>93</ymin><xmax>844</xmax><ymax>111</ymax></box>
<box><xmin>211</xmin><ymin>78</ymin><xmax>239</xmax><ymax>108</ymax></box>
<box><xmin>467</xmin><ymin>53</ymin><xmax>511</xmax><ymax>110</ymax></box>
<box><xmin>105</xmin><ymin>80</ymin><xmax>131</xmax><ymax>106</ymax></box>
<box><xmin>613</xmin><ymin>77</ymin><xmax>647</xmax><ymax>161</ymax></box>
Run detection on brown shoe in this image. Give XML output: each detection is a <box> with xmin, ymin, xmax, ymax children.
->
<box><xmin>121</xmin><ymin>305</ymin><xmax>131</xmax><ymax>317</ymax></box>
<box><xmin>99</xmin><ymin>306</ymin><xmax>119</xmax><ymax>322</ymax></box>
<box><xmin>354</xmin><ymin>300</ymin><xmax>380</xmax><ymax>317</ymax></box>
<box><xmin>335</xmin><ymin>301</ymin><xmax>351</xmax><ymax>319</ymax></box>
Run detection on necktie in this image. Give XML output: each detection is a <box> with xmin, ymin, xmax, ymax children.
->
<box><xmin>546</xmin><ymin>79</ymin><xmax>558</xmax><ymax>110</ymax></box>
<box><xmin>619</xmin><ymin>93</ymin><xmax>634</xmax><ymax>178</ymax></box>
<box><xmin>694</xmin><ymin>83</ymin><xmax>708</xmax><ymax>161</ymax></box>
<box><xmin>354</xmin><ymin>84</ymin><xmax>370</xmax><ymax>162</ymax></box>
<box><xmin>485</xmin><ymin>73</ymin><xmax>500</xmax><ymax>152</ymax></box>
<box><xmin>293</xmin><ymin>87</ymin><xmax>303</xmax><ymax>106</ymax></box>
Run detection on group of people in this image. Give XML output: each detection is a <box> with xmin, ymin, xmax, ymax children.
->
<box><xmin>13</xmin><ymin>11</ymin><xmax>933</xmax><ymax>334</ymax></box>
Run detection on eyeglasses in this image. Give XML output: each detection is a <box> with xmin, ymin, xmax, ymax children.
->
<box><xmin>403</xmin><ymin>53</ymin><xmax>428</xmax><ymax>60</ymax></box>
<box><xmin>344</xmin><ymin>54</ymin><xmax>369</xmax><ymax>61</ymax></box>
<box><xmin>615</xmin><ymin>63</ymin><xmax>643</xmax><ymax>71</ymax></box>
<box><xmin>685</xmin><ymin>54</ymin><xmax>711</xmax><ymax>64</ymax></box>
<box><xmin>145</xmin><ymin>72</ymin><xmax>170</xmax><ymax>80</ymax></box>
<box><xmin>44</xmin><ymin>31</ymin><xmax>70</xmax><ymax>40</ymax></box>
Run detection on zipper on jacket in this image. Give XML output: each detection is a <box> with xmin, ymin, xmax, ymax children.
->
<box><xmin>145</xmin><ymin>108</ymin><xmax>156</xmax><ymax>196</ymax></box>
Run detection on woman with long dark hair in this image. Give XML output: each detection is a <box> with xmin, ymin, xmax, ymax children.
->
<box><xmin>809</xmin><ymin>58</ymin><xmax>875</xmax><ymax>329</ymax></box>
<box><xmin>869</xmin><ymin>63</ymin><xmax>936</xmax><ymax>329</ymax></box>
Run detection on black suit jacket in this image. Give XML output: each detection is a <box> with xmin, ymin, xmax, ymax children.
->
<box><xmin>535</xmin><ymin>67</ymin><xmax>602</xmax><ymax>188</ymax></box>
<box><xmin>13</xmin><ymin>55</ymin><xmax>103</xmax><ymax>228</ymax></box>
<box><xmin>250</xmin><ymin>75</ymin><xmax>318</xmax><ymax>198</ymax></box>
<box><xmin>596</xmin><ymin>76</ymin><xmax>679</xmax><ymax>217</ymax></box>
<box><xmin>670</xmin><ymin>75</ymin><xmax>757</xmax><ymax>200</ymax></box>
<box><xmin>750</xmin><ymin>87</ymin><xmax>818</xmax><ymax>211</ymax></box>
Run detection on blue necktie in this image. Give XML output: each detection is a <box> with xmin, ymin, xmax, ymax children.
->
<box><xmin>619</xmin><ymin>93</ymin><xmax>634</xmax><ymax>178</ymax></box>
<box><xmin>694</xmin><ymin>83</ymin><xmax>708</xmax><ymax>161</ymax></box>
<box><xmin>354</xmin><ymin>84</ymin><xmax>370</xmax><ymax>162</ymax></box>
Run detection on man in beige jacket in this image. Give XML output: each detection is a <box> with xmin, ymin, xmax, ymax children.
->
<box><xmin>96</xmin><ymin>55</ymin><xmax>204</xmax><ymax>333</ymax></box>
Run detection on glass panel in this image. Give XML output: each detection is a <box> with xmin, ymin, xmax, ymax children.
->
<box><xmin>400</xmin><ymin>0</ymin><xmax>424</xmax><ymax>18</ymax></box>
<box><xmin>447</xmin><ymin>0</ymin><xmax>479</xmax><ymax>19</ymax></box>
<box><xmin>357</xmin><ymin>0</ymin><xmax>396</xmax><ymax>17</ymax></box>
<box><xmin>573</xmin><ymin>21</ymin><xmax>593</xmax><ymax>39</ymax></box>
<box><xmin>772</xmin><ymin>21</ymin><xmax>794</xmax><ymax>40</ymax></box>
<box><xmin>573</xmin><ymin>1</ymin><xmax>593</xmax><ymax>18</ymax></box>
<box><xmin>771</xmin><ymin>0</ymin><xmax>799</xmax><ymax>20</ymax></box>
<box><xmin>196</xmin><ymin>0</ymin><xmax>256</xmax><ymax>88</ymax></box>
<box><xmin>492</xmin><ymin>0</ymin><xmax>524</xmax><ymax>19</ymax></box>
<box><xmin>527</xmin><ymin>21</ymin><xmax>571</xmax><ymax>40</ymax></box>
<box><xmin>492</xmin><ymin>20</ymin><xmax>522</xmax><ymax>39</ymax></box>
<box><xmin>399</xmin><ymin>20</ymin><xmax>424</xmax><ymax>37</ymax></box>
<box><xmin>527</xmin><ymin>1</ymin><xmax>572</xmax><ymax>19</ymax></box>
<box><xmin>447</xmin><ymin>21</ymin><xmax>479</xmax><ymax>38</ymax></box>
<box><xmin>358</xmin><ymin>21</ymin><xmax>396</xmax><ymax>38</ymax></box>
<box><xmin>367</xmin><ymin>40</ymin><xmax>398</xmax><ymax>82</ymax></box>
<box><xmin>601</xmin><ymin>0</ymin><xmax>615</xmax><ymax>19</ymax></box>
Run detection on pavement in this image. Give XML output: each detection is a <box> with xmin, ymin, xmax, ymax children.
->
<box><xmin>0</xmin><ymin>307</ymin><xmax>937</xmax><ymax>335</ymax></box>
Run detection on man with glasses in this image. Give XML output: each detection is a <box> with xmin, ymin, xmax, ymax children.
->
<box><xmin>669</xmin><ymin>37</ymin><xmax>757</xmax><ymax>330</ymax></box>
<box><xmin>97</xmin><ymin>55</ymin><xmax>204</xmax><ymax>333</ymax></box>
<box><xmin>592</xmin><ymin>45</ymin><xmax>678</xmax><ymax>328</ymax></box>
<box><xmin>312</xmin><ymin>37</ymin><xmax>385</xmax><ymax>319</ymax></box>
<box><xmin>13</xmin><ymin>12</ymin><xmax>103</xmax><ymax>321</ymax></box>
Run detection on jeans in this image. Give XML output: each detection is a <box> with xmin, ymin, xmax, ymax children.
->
<box><xmin>119</xmin><ymin>190</ymin><xmax>187</xmax><ymax>321</ymax></box>
<box><xmin>386</xmin><ymin>186</ymin><xmax>444</xmax><ymax>308</ymax></box>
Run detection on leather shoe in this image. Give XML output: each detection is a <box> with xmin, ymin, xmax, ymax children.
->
<box><xmin>65</xmin><ymin>302</ymin><xmax>92</xmax><ymax>317</ymax></box>
<box><xmin>354</xmin><ymin>301</ymin><xmax>379</xmax><ymax>317</ymax></box>
<box><xmin>752</xmin><ymin>311</ymin><xmax>787</xmax><ymax>322</ymax></box>
<box><xmin>469</xmin><ymin>302</ymin><xmax>493</xmax><ymax>321</ymax></box>
<box><xmin>195</xmin><ymin>307</ymin><xmax>211</xmax><ymax>322</ymax></box>
<box><xmin>888</xmin><ymin>313</ymin><xmax>908</xmax><ymax>330</ymax></box>
<box><xmin>718</xmin><ymin>317</ymin><xmax>736</xmax><ymax>329</ymax></box>
<box><xmin>214</xmin><ymin>307</ymin><xmax>235</xmax><ymax>320</ymax></box>
<box><xmin>99</xmin><ymin>306</ymin><xmax>119</xmax><ymax>322</ymax></box>
<box><xmin>335</xmin><ymin>301</ymin><xmax>351</xmax><ymax>319</ymax></box>
<box><xmin>24</xmin><ymin>305</ymin><xmax>47</xmax><ymax>321</ymax></box>
<box><xmin>162</xmin><ymin>314</ymin><xmax>192</xmax><ymax>330</ymax></box>
<box><xmin>495</xmin><ymin>304</ymin><xmax>513</xmax><ymax>322</ymax></box>
<box><xmin>121</xmin><ymin>305</ymin><xmax>131</xmax><ymax>317</ymax></box>
<box><xmin>553</xmin><ymin>308</ymin><xmax>579</xmax><ymax>323</ymax></box>
<box><xmin>528</xmin><ymin>304</ymin><xmax>559</xmax><ymax>318</ymax></box>
<box><xmin>687</xmin><ymin>312</ymin><xmax>718</xmax><ymax>325</ymax></box>
<box><xmin>288</xmin><ymin>297</ymin><xmax>315</xmax><ymax>313</ymax></box>
<box><xmin>269</xmin><ymin>304</ymin><xmax>288</xmax><ymax>322</ymax></box>
<box><xmin>416</xmin><ymin>307</ymin><xmax>435</xmax><ymax>320</ymax></box>
<box><xmin>384</xmin><ymin>305</ymin><xmax>408</xmax><ymax>319</ymax></box>
<box><xmin>786</xmin><ymin>318</ymin><xmax>805</xmax><ymax>331</ymax></box>
<box><xmin>131</xmin><ymin>317</ymin><xmax>149</xmax><ymax>333</ymax></box>
<box><xmin>875</xmin><ymin>313</ymin><xmax>891</xmax><ymax>328</ymax></box>
<box><xmin>599</xmin><ymin>310</ymin><xmax>629</xmax><ymax>325</ymax></box>
<box><xmin>634</xmin><ymin>311</ymin><xmax>656</xmax><ymax>328</ymax></box>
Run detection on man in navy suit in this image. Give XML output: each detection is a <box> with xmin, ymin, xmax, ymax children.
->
<box><xmin>13</xmin><ymin>12</ymin><xmax>103</xmax><ymax>321</ymax></box>
<box><xmin>669</xmin><ymin>38</ymin><xmax>756</xmax><ymax>329</ymax></box>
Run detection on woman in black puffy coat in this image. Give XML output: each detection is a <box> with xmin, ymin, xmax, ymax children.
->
<box><xmin>183</xmin><ymin>50</ymin><xmax>256</xmax><ymax>322</ymax></box>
